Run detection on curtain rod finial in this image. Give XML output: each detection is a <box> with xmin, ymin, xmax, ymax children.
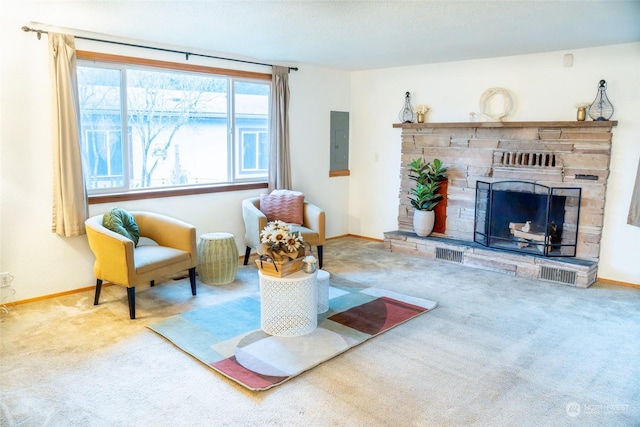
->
<box><xmin>21</xmin><ymin>26</ymin><xmax>42</xmax><ymax>39</ymax></box>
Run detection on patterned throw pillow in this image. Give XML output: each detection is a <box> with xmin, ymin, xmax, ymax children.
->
<box><xmin>102</xmin><ymin>208</ymin><xmax>140</xmax><ymax>246</ymax></box>
<box><xmin>260</xmin><ymin>191</ymin><xmax>304</xmax><ymax>225</ymax></box>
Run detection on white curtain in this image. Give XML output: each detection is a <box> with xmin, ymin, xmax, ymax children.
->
<box><xmin>268</xmin><ymin>66</ymin><xmax>291</xmax><ymax>191</ymax></box>
<box><xmin>628</xmin><ymin>158</ymin><xmax>640</xmax><ymax>227</ymax></box>
<box><xmin>49</xmin><ymin>33</ymin><xmax>88</xmax><ymax>236</ymax></box>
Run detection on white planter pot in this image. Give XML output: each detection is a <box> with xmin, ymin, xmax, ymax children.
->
<box><xmin>413</xmin><ymin>210</ymin><xmax>435</xmax><ymax>237</ymax></box>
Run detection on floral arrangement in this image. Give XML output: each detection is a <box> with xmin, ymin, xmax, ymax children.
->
<box><xmin>260</xmin><ymin>220</ymin><xmax>304</xmax><ymax>254</ymax></box>
<box><xmin>414</xmin><ymin>104</ymin><xmax>430</xmax><ymax>115</ymax></box>
<box><xmin>301</xmin><ymin>254</ymin><xmax>318</xmax><ymax>273</ymax></box>
<box><xmin>302</xmin><ymin>255</ymin><xmax>317</xmax><ymax>264</ymax></box>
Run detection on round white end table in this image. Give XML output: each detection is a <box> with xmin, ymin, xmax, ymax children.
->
<box><xmin>259</xmin><ymin>269</ymin><xmax>318</xmax><ymax>336</ymax></box>
<box><xmin>317</xmin><ymin>269</ymin><xmax>330</xmax><ymax>314</ymax></box>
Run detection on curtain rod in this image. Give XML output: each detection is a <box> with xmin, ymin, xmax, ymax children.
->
<box><xmin>21</xmin><ymin>26</ymin><xmax>298</xmax><ymax>72</ymax></box>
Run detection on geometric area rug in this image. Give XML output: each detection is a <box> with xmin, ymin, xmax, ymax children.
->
<box><xmin>148</xmin><ymin>277</ymin><xmax>438</xmax><ymax>391</ymax></box>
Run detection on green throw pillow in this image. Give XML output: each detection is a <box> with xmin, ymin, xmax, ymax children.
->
<box><xmin>102</xmin><ymin>208</ymin><xmax>140</xmax><ymax>246</ymax></box>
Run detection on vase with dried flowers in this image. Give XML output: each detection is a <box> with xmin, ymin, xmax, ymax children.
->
<box><xmin>575</xmin><ymin>102</ymin><xmax>590</xmax><ymax>121</ymax></box>
<box><xmin>302</xmin><ymin>255</ymin><xmax>317</xmax><ymax>274</ymax></box>
<box><xmin>414</xmin><ymin>105</ymin><xmax>430</xmax><ymax>123</ymax></box>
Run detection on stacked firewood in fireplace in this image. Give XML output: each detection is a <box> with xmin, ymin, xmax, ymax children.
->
<box><xmin>509</xmin><ymin>221</ymin><xmax>560</xmax><ymax>253</ymax></box>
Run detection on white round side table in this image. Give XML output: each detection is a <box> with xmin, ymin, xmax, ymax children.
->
<box><xmin>316</xmin><ymin>269</ymin><xmax>330</xmax><ymax>314</ymax></box>
<box><xmin>197</xmin><ymin>232</ymin><xmax>238</xmax><ymax>285</ymax></box>
<box><xmin>259</xmin><ymin>269</ymin><xmax>318</xmax><ymax>336</ymax></box>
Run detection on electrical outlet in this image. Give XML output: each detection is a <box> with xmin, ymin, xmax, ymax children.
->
<box><xmin>0</xmin><ymin>272</ymin><xmax>13</xmax><ymax>288</ymax></box>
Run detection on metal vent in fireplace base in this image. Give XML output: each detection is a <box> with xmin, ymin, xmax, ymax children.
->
<box><xmin>435</xmin><ymin>247</ymin><xmax>464</xmax><ymax>263</ymax></box>
<box><xmin>540</xmin><ymin>266</ymin><xmax>577</xmax><ymax>285</ymax></box>
<box><xmin>497</xmin><ymin>151</ymin><xmax>557</xmax><ymax>168</ymax></box>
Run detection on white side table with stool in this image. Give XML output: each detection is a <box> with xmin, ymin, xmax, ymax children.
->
<box><xmin>259</xmin><ymin>269</ymin><xmax>318</xmax><ymax>336</ymax></box>
<box><xmin>197</xmin><ymin>232</ymin><xmax>238</xmax><ymax>285</ymax></box>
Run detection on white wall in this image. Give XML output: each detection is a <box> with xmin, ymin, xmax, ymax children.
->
<box><xmin>0</xmin><ymin>14</ymin><xmax>351</xmax><ymax>301</ymax></box>
<box><xmin>288</xmin><ymin>65</ymin><xmax>352</xmax><ymax>239</ymax></box>
<box><xmin>349</xmin><ymin>43</ymin><xmax>640</xmax><ymax>284</ymax></box>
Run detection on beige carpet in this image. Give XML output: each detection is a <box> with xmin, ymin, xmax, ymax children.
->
<box><xmin>1</xmin><ymin>237</ymin><xmax>639</xmax><ymax>426</ymax></box>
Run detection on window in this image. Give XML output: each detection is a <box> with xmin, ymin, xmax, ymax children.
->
<box><xmin>85</xmin><ymin>129</ymin><xmax>124</xmax><ymax>189</ymax></box>
<box><xmin>77</xmin><ymin>54</ymin><xmax>271</xmax><ymax>198</ymax></box>
<box><xmin>239</xmin><ymin>129</ymin><xmax>268</xmax><ymax>174</ymax></box>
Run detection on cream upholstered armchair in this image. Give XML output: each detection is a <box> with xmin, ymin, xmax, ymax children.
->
<box><xmin>242</xmin><ymin>191</ymin><xmax>326</xmax><ymax>268</ymax></box>
<box><xmin>85</xmin><ymin>211</ymin><xmax>197</xmax><ymax>319</ymax></box>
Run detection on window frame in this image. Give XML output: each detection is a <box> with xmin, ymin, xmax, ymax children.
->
<box><xmin>76</xmin><ymin>51</ymin><xmax>270</xmax><ymax>204</ymax></box>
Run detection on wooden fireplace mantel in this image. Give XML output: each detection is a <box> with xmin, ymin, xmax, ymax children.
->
<box><xmin>393</xmin><ymin>121</ymin><xmax>618</xmax><ymax>129</ymax></box>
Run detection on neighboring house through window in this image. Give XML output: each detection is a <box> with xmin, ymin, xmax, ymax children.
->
<box><xmin>76</xmin><ymin>52</ymin><xmax>271</xmax><ymax>200</ymax></box>
<box><xmin>239</xmin><ymin>128</ymin><xmax>268</xmax><ymax>174</ymax></box>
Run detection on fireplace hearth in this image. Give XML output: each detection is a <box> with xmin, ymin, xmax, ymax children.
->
<box><xmin>385</xmin><ymin>121</ymin><xmax>617</xmax><ymax>288</ymax></box>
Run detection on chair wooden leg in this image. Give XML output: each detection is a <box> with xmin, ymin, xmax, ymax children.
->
<box><xmin>189</xmin><ymin>267</ymin><xmax>197</xmax><ymax>295</ymax></box>
<box><xmin>318</xmin><ymin>245</ymin><xmax>323</xmax><ymax>269</ymax></box>
<box><xmin>127</xmin><ymin>287</ymin><xmax>136</xmax><ymax>319</ymax></box>
<box><xmin>93</xmin><ymin>279</ymin><xmax>103</xmax><ymax>305</ymax></box>
<box><xmin>243</xmin><ymin>246</ymin><xmax>251</xmax><ymax>265</ymax></box>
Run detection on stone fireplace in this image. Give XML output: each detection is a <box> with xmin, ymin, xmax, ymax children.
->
<box><xmin>384</xmin><ymin>121</ymin><xmax>617</xmax><ymax>287</ymax></box>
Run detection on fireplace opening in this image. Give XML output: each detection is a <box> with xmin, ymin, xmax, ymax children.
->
<box><xmin>474</xmin><ymin>181</ymin><xmax>581</xmax><ymax>257</ymax></box>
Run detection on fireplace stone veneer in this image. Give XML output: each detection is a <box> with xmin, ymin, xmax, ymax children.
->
<box><xmin>384</xmin><ymin>121</ymin><xmax>617</xmax><ymax>288</ymax></box>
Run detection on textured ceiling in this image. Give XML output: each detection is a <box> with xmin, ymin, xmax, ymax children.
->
<box><xmin>8</xmin><ymin>0</ymin><xmax>640</xmax><ymax>70</ymax></box>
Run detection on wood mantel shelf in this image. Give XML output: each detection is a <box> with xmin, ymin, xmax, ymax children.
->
<box><xmin>393</xmin><ymin>121</ymin><xmax>618</xmax><ymax>129</ymax></box>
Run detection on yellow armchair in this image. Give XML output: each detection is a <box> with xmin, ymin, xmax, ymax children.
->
<box><xmin>242</xmin><ymin>196</ymin><xmax>326</xmax><ymax>267</ymax></box>
<box><xmin>85</xmin><ymin>211</ymin><xmax>197</xmax><ymax>319</ymax></box>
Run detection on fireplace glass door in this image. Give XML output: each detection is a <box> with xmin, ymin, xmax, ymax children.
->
<box><xmin>474</xmin><ymin>181</ymin><xmax>581</xmax><ymax>257</ymax></box>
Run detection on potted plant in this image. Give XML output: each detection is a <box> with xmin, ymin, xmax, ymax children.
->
<box><xmin>426</xmin><ymin>158</ymin><xmax>448</xmax><ymax>183</ymax></box>
<box><xmin>425</xmin><ymin>158</ymin><xmax>449</xmax><ymax>233</ymax></box>
<box><xmin>408</xmin><ymin>157</ymin><xmax>446</xmax><ymax>237</ymax></box>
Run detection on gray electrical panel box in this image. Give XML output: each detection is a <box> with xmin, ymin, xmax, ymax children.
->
<box><xmin>330</xmin><ymin>111</ymin><xmax>349</xmax><ymax>172</ymax></box>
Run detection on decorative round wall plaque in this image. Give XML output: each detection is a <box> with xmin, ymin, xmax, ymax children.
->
<box><xmin>479</xmin><ymin>87</ymin><xmax>513</xmax><ymax>121</ymax></box>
